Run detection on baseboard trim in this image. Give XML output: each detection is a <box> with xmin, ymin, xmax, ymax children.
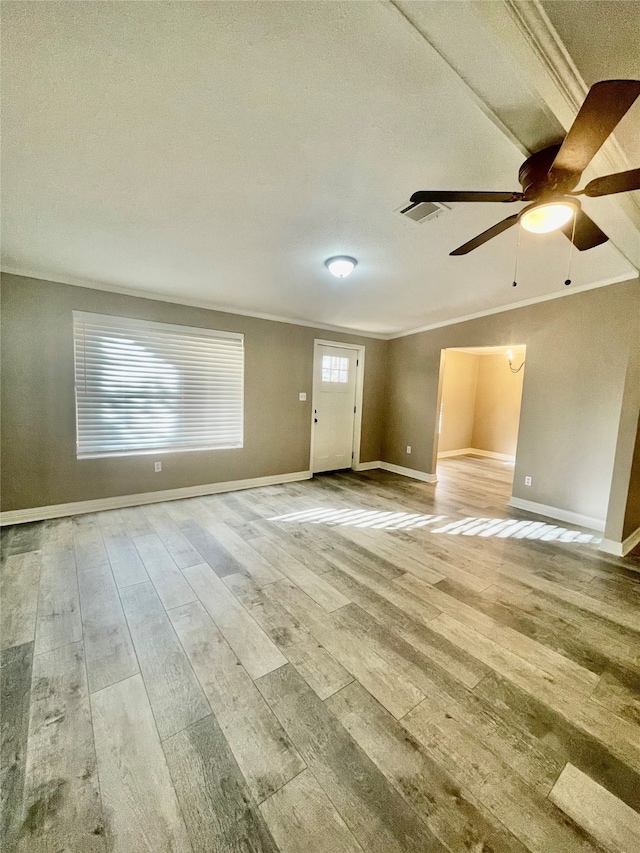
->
<box><xmin>0</xmin><ymin>470</ymin><xmax>313</xmax><ymax>526</ymax></box>
<box><xmin>437</xmin><ymin>447</ymin><xmax>515</xmax><ymax>462</ymax></box>
<box><xmin>352</xmin><ymin>459</ymin><xmax>437</xmax><ymax>483</ymax></box>
<box><xmin>508</xmin><ymin>496</ymin><xmax>604</xmax><ymax>533</ymax></box>
<box><xmin>378</xmin><ymin>462</ymin><xmax>438</xmax><ymax>484</ymax></box>
<box><xmin>352</xmin><ymin>460</ymin><xmax>381</xmax><ymax>472</ymax></box>
<box><xmin>599</xmin><ymin>526</ymin><xmax>640</xmax><ymax>557</ymax></box>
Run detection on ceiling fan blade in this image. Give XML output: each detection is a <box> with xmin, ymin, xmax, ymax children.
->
<box><xmin>560</xmin><ymin>209</ymin><xmax>608</xmax><ymax>251</ymax></box>
<box><xmin>450</xmin><ymin>214</ymin><xmax>520</xmax><ymax>256</ymax></box>
<box><xmin>411</xmin><ymin>190</ymin><xmax>523</xmax><ymax>204</ymax></box>
<box><xmin>582</xmin><ymin>168</ymin><xmax>640</xmax><ymax>198</ymax></box>
<box><xmin>548</xmin><ymin>80</ymin><xmax>640</xmax><ymax>183</ymax></box>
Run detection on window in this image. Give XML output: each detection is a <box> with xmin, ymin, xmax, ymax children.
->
<box><xmin>321</xmin><ymin>354</ymin><xmax>349</xmax><ymax>383</ymax></box>
<box><xmin>73</xmin><ymin>312</ymin><xmax>244</xmax><ymax>458</ymax></box>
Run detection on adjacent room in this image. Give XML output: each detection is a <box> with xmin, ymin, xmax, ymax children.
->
<box><xmin>1</xmin><ymin>2</ymin><xmax>639</xmax><ymax>853</ymax></box>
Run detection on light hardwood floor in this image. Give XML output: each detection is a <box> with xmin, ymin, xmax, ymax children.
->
<box><xmin>2</xmin><ymin>455</ymin><xmax>640</xmax><ymax>852</ymax></box>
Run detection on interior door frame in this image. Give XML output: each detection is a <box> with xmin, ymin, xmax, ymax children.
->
<box><xmin>310</xmin><ymin>339</ymin><xmax>366</xmax><ymax>474</ymax></box>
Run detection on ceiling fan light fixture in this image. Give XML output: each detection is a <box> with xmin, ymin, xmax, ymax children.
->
<box><xmin>519</xmin><ymin>201</ymin><xmax>577</xmax><ymax>234</ymax></box>
<box><xmin>325</xmin><ymin>256</ymin><xmax>357</xmax><ymax>278</ymax></box>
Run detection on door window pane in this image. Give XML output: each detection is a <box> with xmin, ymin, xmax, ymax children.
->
<box><xmin>322</xmin><ymin>354</ymin><xmax>349</xmax><ymax>383</ymax></box>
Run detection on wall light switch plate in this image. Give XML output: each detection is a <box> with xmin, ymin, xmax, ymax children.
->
<box><xmin>406</xmin><ymin>446</ymin><xmax>412</xmax><ymax>454</ymax></box>
<box><xmin>525</xmin><ymin>476</ymin><xmax>532</xmax><ymax>486</ymax></box>
<box><xmin>154</xmin><ymin>461</ymin><xmax>162</xmax><ymax>472</ymax></box>
<box><xmin>299</xmin><ymin>392</ymin><xmax>307</xmax><ymax>401</ymax></box>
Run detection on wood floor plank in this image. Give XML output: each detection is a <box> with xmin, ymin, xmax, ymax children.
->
<box><xmin>266</xmin><ymin>579</ymin><xmax>425</xmax><ymax>719</ymax></box>
<box><xmin>334</xmin><ymin>602</ymin><xmax>562</xmax><ymax>796</ymax></box>
<box><xmin>225</xmin><ymin>572</ymin><xmax>353</xmax><ymax>700</ymax></box>
<box><xmin>73</xmin><ymin>515</ymin><xmax>109</xmax><ymax>569</ymax></box>
<box><xmin>480</xmin><ymin>551</ymin><xmax>640</xmax><ymax>632</ymax></box>
<box><xmin>199</xmin><ymin>520</ymin><xmax>285</xmax><ymax>586</ymax></box>
<box><xmin>549</xmin><ymin>762</ymin><xmax>640</xmax><ymax>853</ymax></box>
<box><xmin>256</xmin><ymin>663</ymin><xmax>447</xmax><ymax>853</ymax></box>
<box><xmin>183</xmin><ymin>562</ymin><xmax>287</xmax><ymax>679</ymax></box>
<box><xmin>163</xmin><ymin>713</ymin><xmax>279</xmax><ymax>853</ymax></box>
<box><xmin>255</xmin><ymin>524</ymin><xmax>340</xmax><ymax>577</ymax></box>
<box><xmin>98</xmin><ymin>512</ymin><xmax>149</xmax><ymax>588</ymax></box>
<box><xmin>311</xmin><ymin>553</ymin><xmax>441</xmax><ymax>625</ymax></box>
<box><xmin>41</xmin><ymin>518</ymin><xmax>74</xmax><ymax>553</ymax></box>
<box><xmin>463</xmin><ymin>580</ymin><xmax>640</xmax><ymax>689</ymax></box>
<box><xmin>177</xmin><ymin>520</ymin><xmax>246</xmax><ymax>578</ymax></box>
<box><xmin>91</xmin><ymin>673</ymin><xmax>191</xmax><ymax>852</ymax></box>
<box><xmin>133</xmin><ymin>533</ymin><xmax>197</xmax><ymax>610</ymax></box>
<box><xmin>34</xmin><ymin>548</ymin><xmax>82</xmax><ymax>655</ymax></box>
<box><xmin>338</xmin><ymin>527</ymin><xmax>446</xmax><ymax>585</ymax></box>
<box><xmin>317</xmin><ymin>537</ymin><xmax>407</xmax><ymax>580</ymax></box>
<box><xmin>260</xmin><ymin>769</ymin><xmax>364</xmax><ymax>853</ymax></box>
<box><xmin>120</xmin><ymin>582</ymin><xmax>210</xmax><ymax>739</ymax></box>
<box><xmin>118</xmin><ymin>506</ymin><xmax>154</xmax><ymax>538</ymax></box>
<box><xmin>590</xmin><ymin>669</ymin><xmax>640</xmax><ymax>727</ymax></box>
<box><xmin>348</xmin><ymin>524</ymin><xmax>488</xmax><ymax>591</ymax></box>
<box><xmin>322</xmin><ymin>564</ymin><xmax>489</xmax><ymax>689</ymax></box>
<box><xmin>2</xmin><ymin>522</ymin><xmax>43</xmax><ymax>558</ymax></box>
<box><xmin>141</xmin><ymin>504</ymin><xmax>204</xmax><ymax>569</ymax></box>
<box><xmin>18</xmin><ymin>641</ymin><xmax>105</xmax><ymax>852</ymax></box>
<box><xmin>429</xmin><ymin>613</ymin><xmax>640</xmax><ymax>779</ymax></box>
<box><xmin>1</xmin><ymin>551</ymin><xmax>42</xmax><ymax>650</ymax></box>
<box><xmin>1</xmin><ymin>642</ymin><xmax>34</xmax><ymax>852</ymax></box>
<box><xmin>248</xmin><ymin>535</ymin><xmax>350</xmax><ymax>610</ymax></box>
<box><xmin>396</xmin><ymin>574</ymin><xmax>600</xmax><ymax>696</ymax></box>
<box><xmin>168</xmin><ymin>600</ymin><xmax>305</xmax><ymax>802</ymax></box>
<box><xmin>475</xmin><ymin>671</ymin><xmax>640</xmax><ymax>814</ymax></box>
<box><xmin>402</xmin><ymin>693</ymin><xmax>605</xmax><ymax>853</ymax></box>
<box><xmin>327</xmin><ymin>680</ymin><xmax>528</xmax><ymax>853</ymax></box>
<box><xmin>77</xmin><ymin>561</ymin><xmax>139</xmax><ymax>693</ymax></box>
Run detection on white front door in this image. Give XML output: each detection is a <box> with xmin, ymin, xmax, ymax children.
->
<box><xmin>312</xmin><ymin>344</ymin><xmax>358</xmax><ymax>473</ymax></box>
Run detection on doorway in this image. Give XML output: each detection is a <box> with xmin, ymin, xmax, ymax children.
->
<box><xmin>434</xmin><ymin>345</ymin><xmax>526</xmax><ymax>497</ymax></box>
<box><xmin>311</xmin><ymin>340</ymin><xmax>364</xmax><ymax>473</ymax></box>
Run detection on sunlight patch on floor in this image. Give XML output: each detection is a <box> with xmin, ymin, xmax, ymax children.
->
<box><xmin>269</xmin><ymin>507</ymin><xmax>600</xmax><ymax>543</ymax></box>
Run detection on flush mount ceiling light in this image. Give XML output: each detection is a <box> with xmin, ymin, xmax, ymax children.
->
<box><xmin>325</xmin><ymin>256</ymin><xmax>357</xmax><ymax>278</ymax></box>
<box><xmin>519</xmin><ymin>200</ymin><xmax>577</xmax><ymax>234</ymax></box>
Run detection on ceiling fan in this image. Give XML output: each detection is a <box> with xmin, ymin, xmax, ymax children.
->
<box><xmin>410</xmin><ymin>79</ymin><xmax>640</xmax><ymax>256</ymax></box>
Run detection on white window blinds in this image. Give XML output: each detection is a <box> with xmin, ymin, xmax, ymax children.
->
<box><xmin>73</xmin><ymin>312</ymin><xmax>244</xmax><ymax>458</ymax></box>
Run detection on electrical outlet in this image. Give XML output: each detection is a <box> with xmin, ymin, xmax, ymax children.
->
<box><xmin>299</xmin><ymin>392</ymin><xmax>307</xmax><ymax>401</ymax></box>
<box><xmin>406</xmin><ymin>445</ymin><xmax>412</xmax><ymax>454</ymax></box>
<box><xmin>524</xmin><ymin>475</ymin><xmax>532</xmax><ymax>486</ymax></box>
<box><xmin>154</xmin><ymin>461</ymin><xmax>162</xmax><ymax>473</ymax></box>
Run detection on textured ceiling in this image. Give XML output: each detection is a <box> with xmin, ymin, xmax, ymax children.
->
<box><xmin>1</xmin><ymin>1</ymin><xmax>637</xmax><ymax>334</ymax></box>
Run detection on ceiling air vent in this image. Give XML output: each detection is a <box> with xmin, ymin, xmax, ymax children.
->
<box><xmin>396</xmin><ymin>200</ymin><xmax>449</xmax><ymax>224</ymax></box>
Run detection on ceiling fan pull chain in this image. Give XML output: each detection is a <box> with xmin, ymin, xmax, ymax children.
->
<box><xmin>512</xmin><ymin>223</ymin><xmax>522</xmax><ymax>287</ymax></box>
<box><xmin>565</xmin><ymin>213</ymin><xmax>577</xmax><ymax>286</ymax></box>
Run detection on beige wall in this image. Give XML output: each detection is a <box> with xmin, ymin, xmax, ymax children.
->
<box><xmin>623</xmin><ymin>419</ymin><xmax>640</xmax><ymax>540</ymax></box>
<box><xmin>382</xmin><ymin>280</ymin><xmax>639</xmax><ymax>525</ymax></box>
<box><xmin>437</xmin><ymin>350</ymin><xmax>478</xmax><ymax>452</ymax></box>
<box><xmin>472</xmin><ymin>352</ymin><xmax>524</xmax><ymax>457</ymax></box>
<box><xmin>0</xmin><ymin>274</ymin><xmax>386</xmax><ymax>512</ymax></box>
<box><xmin>438</xmin><ymin>349</ymin><xmax>524</xmax><ymax>457</ymax></box>
<box><xmin>3</xmin><ymin>272</ymin><xmax>639</xmax><ymax>537</ymax></box>
<box><xmin>604</xmin><ymin>335</ymin><xmax>640</xmax><ymax>544</ymax></box>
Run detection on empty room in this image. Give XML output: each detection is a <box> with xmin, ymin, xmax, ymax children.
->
<box><xmin>2</xmin><ymin>2</ymin><xmax>640</xmax><ymax>852</ymax></box>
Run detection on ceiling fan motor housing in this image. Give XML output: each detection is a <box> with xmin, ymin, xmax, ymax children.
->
<box><xmin>518</xmin><ymin>144</ymin><xmax>579</xmax><ymax>199</ymax></box>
